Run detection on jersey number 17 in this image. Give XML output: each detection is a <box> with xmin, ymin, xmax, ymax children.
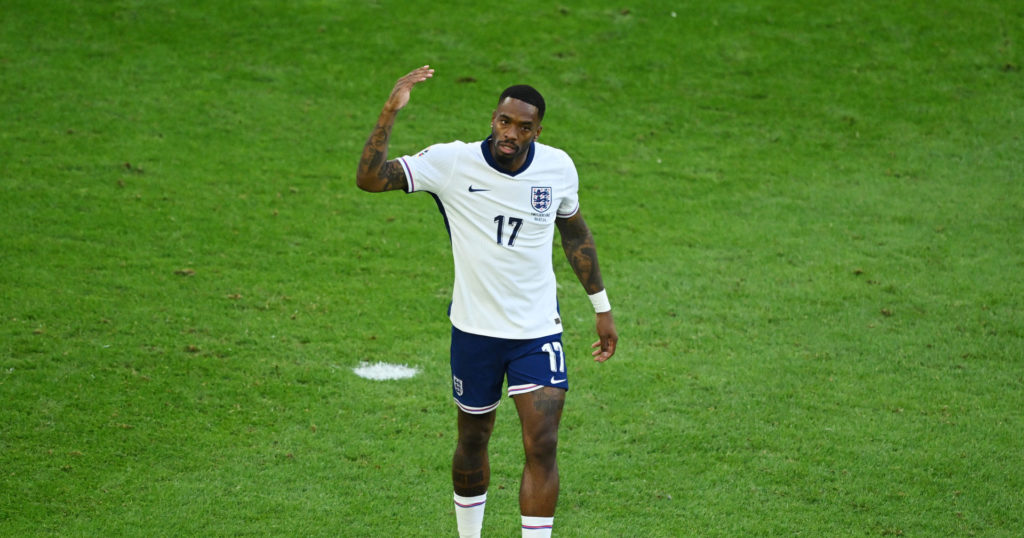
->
<box><xmin>494</xmin><ymin>215</ymin><xmax>523</xmax><ymax>246</ymax></box>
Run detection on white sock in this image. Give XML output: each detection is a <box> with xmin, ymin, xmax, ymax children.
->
<box><xmin>454</xmin><ymin>492</ymin><xmax>487</xmax><ymax>538</ymax></box>
<box><xmin>522</xmin><ymin>515</ymin><xmax>554</xmax><ymax>537</ymax></box>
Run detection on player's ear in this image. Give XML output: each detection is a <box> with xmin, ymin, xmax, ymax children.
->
<box><xmin>535</xmin><ymin>125</ymin><xmax>543</xmax><ymax>140</ymax></box>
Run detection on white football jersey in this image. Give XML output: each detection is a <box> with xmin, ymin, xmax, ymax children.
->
<box><xmin>399</xmin><ymin>138</ymin><xmax>580</xmax><ymax>339</ymax></box>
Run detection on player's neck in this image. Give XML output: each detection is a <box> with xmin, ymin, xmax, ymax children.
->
<box><xmin>483</xmin><ymin>136</ymin><xmax>534</xmax><ymax>175</ymax></box>
<box><xmin>491</xmin><ymin>152</ymin><xmax>527</xmax><ymax>173</ymax></box>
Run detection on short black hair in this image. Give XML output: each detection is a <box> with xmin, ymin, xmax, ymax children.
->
<box><xmin>498</xmin><ymin>85</ymin><xmax>545</xmax><ymax>121</ymax></box>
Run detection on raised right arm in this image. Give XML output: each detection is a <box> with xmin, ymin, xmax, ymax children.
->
<box><xmin>356</xmin><ymin>65</ymin><xmax>434</xmax><ymax>192</ymax></box>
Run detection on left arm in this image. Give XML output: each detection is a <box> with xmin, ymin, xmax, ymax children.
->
<box><xmin>556</xmin><ymin>211</ymin><xmax>618</xmax><ymax>362</ymax></box>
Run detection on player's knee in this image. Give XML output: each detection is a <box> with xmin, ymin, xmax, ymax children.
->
<box><xmin>523</xmin><ymin>428</ymin><xmax>559</xmax><ymax>465</ymax></box>
<box><xmin>457</xmin><ymin>420</ymin><xmax>494</xmax><ymax>451</ymax></box>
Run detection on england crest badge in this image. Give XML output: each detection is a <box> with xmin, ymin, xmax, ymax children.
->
<box><xmin>531</xmin><ymin>186</ymin><xmax>553</xmax><ymax>213</ymax></box>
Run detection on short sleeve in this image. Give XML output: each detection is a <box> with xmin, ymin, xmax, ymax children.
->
<box><xmin>398</xmin><ymin>142</ymin><xmax>462</xmax><ymax>194</ymax></box>
<box><xmin>556</xmin><ymin>157</ymin><xmax>580</xmax><ymax>218</ymax></box>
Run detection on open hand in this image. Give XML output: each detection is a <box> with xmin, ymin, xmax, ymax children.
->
<box><xmin>385</xmin><ymin>65</ymin><xmax>434</xmax><ymax>112</ymax></box>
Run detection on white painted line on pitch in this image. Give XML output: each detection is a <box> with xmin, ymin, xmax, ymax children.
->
<box><xmin>353</xmin><ymin>361</ymin><xmax>420</xmax><ymax>381</ymax></box>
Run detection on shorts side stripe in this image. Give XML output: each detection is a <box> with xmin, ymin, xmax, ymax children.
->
<box><xmin>456</xmin><ymin>398</ymin><xmax>500</xmax><ymax>414</ymax></box>
<box><xmin>508</xmin><ymin>383</ymin><xmax>543</xmax><ymax>396</ymax></box>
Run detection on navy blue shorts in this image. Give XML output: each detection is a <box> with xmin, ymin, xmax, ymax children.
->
<box><xmin>450</xmin><ymin>326</ymin><xmax>569</xmax><ymax>414</ymax></box>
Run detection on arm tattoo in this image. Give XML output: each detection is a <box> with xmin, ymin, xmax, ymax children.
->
<box><xmin>358</xmin><ymin>122</ymin><xmax>390</xmax><ymax>175</ymax></box>
<box><xmin>380</xmin><ymin>160</ymin><xmax>407</xmax><ymax>191</ymax></box>
<box><xmin>560</xmin><ymin>216</ymin><xmax>604</xmax><ymax>294</ymax></box>
<box><xmin>358</xmin><ymin>114</ymin><xmax>407</xmax><ymax>191</ymax></box>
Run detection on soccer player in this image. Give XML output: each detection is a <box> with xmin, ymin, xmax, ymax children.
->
<box><xmin>356</xmin><ymin>65</ymin><xmax>618</xmax><ymax>538</ymax></box>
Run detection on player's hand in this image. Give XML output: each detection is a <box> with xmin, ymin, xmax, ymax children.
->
<box><xmin>591</xmin><ymin>311</ymin><xmax>618</xmax><ymax>362</ymax></box>
<box><xmin>385</xmin><ymin>65</ymin><xmax>434</xmax><ymax>112</ymax></box>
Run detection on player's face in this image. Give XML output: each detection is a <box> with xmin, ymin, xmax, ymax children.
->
<box><xmin>489</xmin><ymin>98</ymin><xmax>542</xmax><ymax>171</ymax></box>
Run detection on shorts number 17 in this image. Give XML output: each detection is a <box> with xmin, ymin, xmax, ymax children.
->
<box><xmin>542</xmin><ymin>342</ymin><xmax>565</xmax><ymax>373</ymax></box>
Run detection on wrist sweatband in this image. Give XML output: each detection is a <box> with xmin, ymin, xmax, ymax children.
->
<box><xmin>588</xmin><ymin>289</ymin><xmax>611</xmax><ymax>313</ymax></box>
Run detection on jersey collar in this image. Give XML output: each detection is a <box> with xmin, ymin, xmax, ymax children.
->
<box><xmin>480</xmin><ymin>136</ymin><xmax>535</xmax><ymax>177</ymax></box>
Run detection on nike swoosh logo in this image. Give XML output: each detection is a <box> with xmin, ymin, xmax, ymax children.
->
<box><xmin>550</xmin><ymin>377</ymin><xmax>567</xmax><ymax>384</ymax></box>
<box><xmin>468</xmin><ymin>186</ymin><xmax>490</xmax><ymax>192</ymax></box>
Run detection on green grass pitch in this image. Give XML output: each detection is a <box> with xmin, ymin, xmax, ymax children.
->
<box><xmin>2</xmin><ymin>1</ymin><xmax>1022</xmax><ymax>536</ymax></box>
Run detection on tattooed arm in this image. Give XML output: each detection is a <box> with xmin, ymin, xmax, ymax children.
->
<box><xmin>556</xmin><ymin>211</ymin><xmax>619</xmax><ymax>361</ymax></box>
<box><xmin>356</xmin><ymin>65</ymin><xmax>434</xmax><ymax>192</ymax></box>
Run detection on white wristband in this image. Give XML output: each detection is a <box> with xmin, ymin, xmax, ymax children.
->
<box><xmin>588</xmin><ymin>289</ymin><xmax>612</xmax><ymax>313</ymax></box>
